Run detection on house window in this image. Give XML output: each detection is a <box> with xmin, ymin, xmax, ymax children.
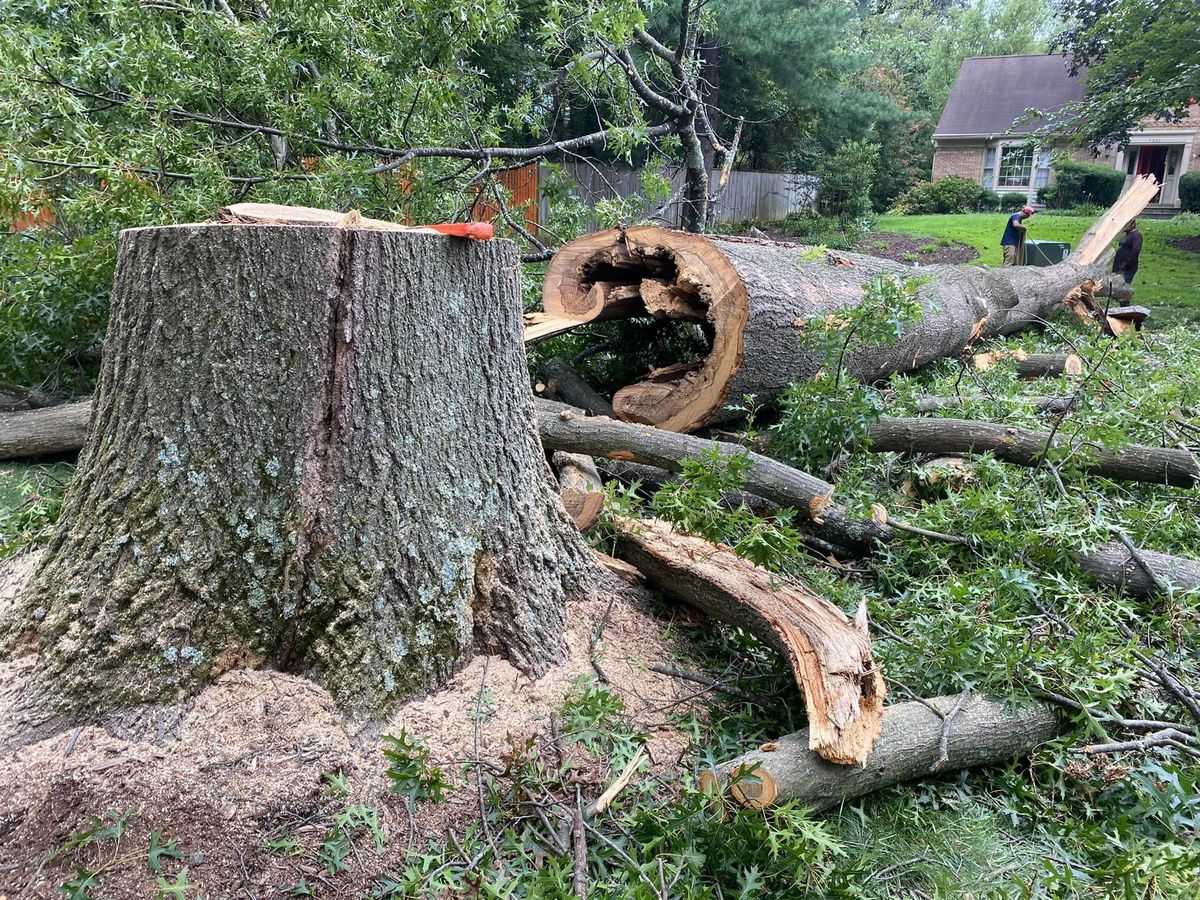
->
<box><xmin>982</xmin><ymin>147</ymin><xmax>997</xmax><ymax>189</ymax></box>
<box><xmin>1034</xmin><ymin>151</ymin><xmax>1052</xmax><ymax>189</ymax></box>
<box><xmin>1126</xmin><ymin>148</ymin><xmax>1139</xmax><ymax>175</ymax></box>
<box><xmin>997</xmin><ymin>144</ymin><xmax>1034</xmax><ymax>188</ymax></box>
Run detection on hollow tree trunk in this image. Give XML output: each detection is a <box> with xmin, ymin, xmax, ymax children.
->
<box><xmin>541</xmin><ymin>227</ymin><xmax>1114</xmax><ymax>432</ymax></box>
<box><xmin>1</xmin><ymin>222</ymin><xmax>595</xmax><ymax>736</ymax></box>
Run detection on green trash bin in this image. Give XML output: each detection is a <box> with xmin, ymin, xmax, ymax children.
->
<box><xmin>1026</xmin><ymin>240</ymin><xmax>1071</xmax><ymax>267</ymax></box>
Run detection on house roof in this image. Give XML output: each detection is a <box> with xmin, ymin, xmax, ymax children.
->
<box><xmin>933</xmin><ymin>54</ymin><xmax>1084</xmax><ymax>139</ymax></box>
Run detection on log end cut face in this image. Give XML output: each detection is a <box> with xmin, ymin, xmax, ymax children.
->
<box><xmin>542</xmin><ymin>227</ymin><xmax>749</xmax><ymax>433</ymax></box>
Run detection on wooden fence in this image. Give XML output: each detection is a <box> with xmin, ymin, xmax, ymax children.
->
<box><xmin>477</xmin><ymin>162</ymin><xmax>816</xmax><ymax>234</ymax></box>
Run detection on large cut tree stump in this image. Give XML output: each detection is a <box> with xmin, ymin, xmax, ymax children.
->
<box><xmin>540</xmin><ymin>227</ymin><xmax>1116</xmax><ymax>431</ymax></box>
<box><xmin>1</xmin><ymin>222</ymin><xmax>595</xmax><ymax>735</ymax></box>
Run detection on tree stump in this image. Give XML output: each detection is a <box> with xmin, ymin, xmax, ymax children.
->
<box><xmin>1</xmin><ymin>222</ymin><xmax>595</xmax><ymax>734</ymax></box>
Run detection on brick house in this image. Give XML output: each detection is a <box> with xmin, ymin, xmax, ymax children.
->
<box><xmin>932</xmin><ymin>54</ymin><xmax>1199</xmax><ymax>213</ymax></box>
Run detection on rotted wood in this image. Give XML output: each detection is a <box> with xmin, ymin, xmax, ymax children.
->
<box><xmin>614</xmin><ymin>517</ymin><xmax>885</xmax><ymax>765</ymax></box>
<box><xmin>867</xmin><ymin>417</ymin><xmax>1200</xmax><ymax>488</ymax></box>
<box><xmin>553</xmin><ymin>451</ymin><xmax>605</xmax><ymax>531</ymax></box>
<box><xmin>700</xmin><ymin>694</ymin><xmax>1059</xmax><ymax>810</ymax></box>
<box><xmin>540</xmin><ymin>224</ymin><xmax>1117</xmax><ymax>432</ymax></box>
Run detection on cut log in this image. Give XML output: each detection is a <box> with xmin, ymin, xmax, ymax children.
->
<box><xmin>1078</xmin><ymin>542</ymin><xmax>1200</xmax><ymax>596</ymax></box>
<box><xmin>537</xmin><ymin>358</ymin><xmax>617</xmax><ymax>418</ymax></box>
<box><xmin>540</xmin><ymin>226</ymin><xmax>1117</xmax><ymax>432</ymax></box>
<box><xmin>700</xmin><ymin>695</ymin><xmax>1059</xmax><ymax>810</ymax></box>
<box><xmin>553</xmin><ymin>451</ymin><xmax>605</xmax><ymax>531</ymax></box>
<box><xmin>613</xmin><ymin>518</ymin><xmax>885</xmax><ymax>764</ymax></box>
<box><xmin>972</xmin><ymin>350</ymin><xmax>1083</xmax><ymax>377</ymax></box>
<box><xmin>867</xmin><ymin>417</ymin><xmax>1199</xmax><ymax>488</ymax></box>
<box><xmin>0</xmin><ymin>401</ymin><xmax>92</xmax><ymax>460</ymax></box>
<box><xmin>1</xmin><ymin>220</ymin><xmax>596</xmax><ymax>738</ymax></box>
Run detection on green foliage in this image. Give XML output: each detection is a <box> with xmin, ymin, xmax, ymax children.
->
<box><xmin>1047</xmin><ymin>157</ymin><xmax>1126</xmax><ymax>208</ymax></box>
<box><xmin>999</xmin><ymin>191</ymin><xmax>1029</xmax><ymax>209</ymax></box>
<box><xmin>1179</xmin><ymin>172</ymin><xmax>1200</xmax><ymax>213</ymax></box>
<box><xmin>59</xmin><ymin>869</ymin><xmax>102</xmax><ymax>900</ymax></box>
<box><xmin>1051</xmin><ymin>0</ymin><xmax>1200</xmax><ymax>146</ymax></box>
<box><xmin>893</xmin><ymin>175</ymin><xmax>994</xmax><ymax>215</ymax></box>
<box><xmin>381</xmin><ymin>730</ymin><xmax>448</xmax><ymax>805</ymax></box>
<box><xmin>155</xmin><ymin>866</ymin><xmax>192</xmax><ymax>899</ymax></box>
<box><xmin>814</xmin><ymin>139</ymin><xmax>879</xmax><ymax>229</ymax></box>
<box><xmin>0</xmin><ymin>462</ymin><xmax>71</xmax><ymax>558</ymax></box>
<box><xmin>146</xmin><ymin>829</ymin><xmax>183</xmax><ymax>874</ymax></box>
<box><xmin>319</xmin><ymin>804</ymin><xmax>386</xmax><ymax>875</ymax></box>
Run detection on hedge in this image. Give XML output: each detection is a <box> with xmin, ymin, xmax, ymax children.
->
<box><xmin>1180</xmin><ymin>171</ymin><xmax>1200</xmax><ymax>212</ymax></box>
<box><xmin>1049</xmin><ymin>159</ymin><xmax>1125</xmax><ymax>208</ymax></box>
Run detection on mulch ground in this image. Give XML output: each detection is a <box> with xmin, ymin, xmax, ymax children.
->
<box><xmin>858</xmin><ymin>232</ymin><xmax>980</xmax><ymax>265</ymax></box>
<box><xmin>1168</xmin><ymin>236</ymin><xmax>1200</xmax><ymax>255</ymax></box>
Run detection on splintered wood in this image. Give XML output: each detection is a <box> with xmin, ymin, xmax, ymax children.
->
<box><xmin>613</xmin><ymin>518</ymin><xmax>885</xmax><ymax>765</ymax></box>
<box><xmin>1071</xmin><ymin>174</ymin><xmax>1160</xmax><ymax>266</ymax></box>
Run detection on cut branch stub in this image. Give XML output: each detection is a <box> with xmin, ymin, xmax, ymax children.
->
<box><xmin>613</xmin><ymin>518</ymin><xmax>885</xmax><ymax>765</ymax></box>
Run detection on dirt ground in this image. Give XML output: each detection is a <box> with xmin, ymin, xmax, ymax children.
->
<box><xmin>858</xmin><ymin>232</ymin><xmax>980</xmax><ymax>265</ymax></box>
<box><xmin>0</xmin><ymin>552</ymin><xmax>701</xmax><ymax>898</ymax></box>
<box><xmin>1168</xmin><ymin>235</ymin><xmax>1200</xmax><ymax>255</ymax></box>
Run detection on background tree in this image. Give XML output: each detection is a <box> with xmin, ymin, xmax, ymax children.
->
<box><xmin>1051</xmin><ymin>0</ymin><xmax>1200</xmax><ymax>147</ymax></box>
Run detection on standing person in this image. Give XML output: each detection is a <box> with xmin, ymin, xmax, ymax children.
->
<box><xmin>1113</xmin><ymin>219</ymin><xmax>1143</xmax><ymax>287</ymax></box>
<box><xmin>1000</xmin><ymin>206</ymin><xmax>1034</xmax><ymax>267</ymax></box>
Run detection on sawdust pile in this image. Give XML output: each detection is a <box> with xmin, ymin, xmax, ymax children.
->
<box><xmin>0</xmin><ymin>553</ymin><xmax>703</xmax><ymax>898</ymax></box>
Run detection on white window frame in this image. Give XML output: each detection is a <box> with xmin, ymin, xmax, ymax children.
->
<box><xmin>996</xmin><ymin>142</ymin><xmax>1035</xmax><ymax>190</ymax></box>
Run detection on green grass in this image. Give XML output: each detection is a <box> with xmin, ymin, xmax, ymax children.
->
<box><xmin>873</xmin><ymin>212</ymin><xmax>1200</xmax><ymax>320</ymax></box>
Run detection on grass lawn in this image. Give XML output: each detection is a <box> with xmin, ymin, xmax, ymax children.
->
<box><xmin>872</xmin><ymin>212</ymin><xmax>1200</xmax><ymax>322</ymax></box>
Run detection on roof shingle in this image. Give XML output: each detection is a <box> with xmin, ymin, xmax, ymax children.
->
<box><xmin>933</xmin><ymin>54</ymin><xmax>1084</xmax><ymax>139</ymax></box>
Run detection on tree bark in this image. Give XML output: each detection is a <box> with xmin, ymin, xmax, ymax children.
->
<box><xmin>536</xmin><ymin>358</ymin><xmax>617</xmax><ymax>418</ymax></box>
<box><xmin>972</xmin><ymin>350</ymin><xmax>1083</xmax><ymax>378</ymax></box>
<box><xmin>867</xmin><ymin>417</ymin><xmax>1200</xmax><ymax>488</ymax></box>
<box><xmin>1078</xmin><ymin>542</ymin><xmax>1200</xmax><ymax>596</ymax></box>
<box><xmin>915</xmin><ymin>395</ymin><xmax>1075</xmax><ymax>416</ymax></box>
<box><xmin>700</xmin><ymin>695</ymin><xmax>1059</xmax><ymax>810</ymax></box>
<box><xmin>613</xmin><ymin>518</ymin><xmax>884</xmax><ymax>765</ymax></box>
<box><xmin>0</xmin><ymin>401</ymin><xmax>92</xmax><ymax>460</ymax></box>
<box><xmin>541</xmin><ymin>227</ymin><xmax>1114</xmax><ymax>432</ymax></box>
<box><xmin>1</xmin><ymin>222</ymin><xmax>595</xmax><ymax>736</ymax></box>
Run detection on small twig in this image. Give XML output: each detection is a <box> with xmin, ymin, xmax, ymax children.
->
<box><xmin>647</xmin><ymin>663</ymin><xmax>765</xmax><ymax>704</ymax></box>
<box><xmin>1081</xmin><ymin>728</ymin><xmax>1200</xmax><ymax>759</ymax></box>
<box><xmin>590</xmin><ymin>596</ymin><xmax>616</xmax><ymax>684</ymax></box>
<box><xmin>932</xmin><ymin>690</ymin><xmax>971</xmax><ymax>771</ymax></box>
<box><xmin>1114</xmin><ymin>531</ymin><xmax>1172</xmax><ymax>598</ymax></box>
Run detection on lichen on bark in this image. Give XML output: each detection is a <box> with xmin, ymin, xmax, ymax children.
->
<box><xmin>1</xmin><ymin>223</ymin><xmax>595</xmax><ymax>735</ymax></box>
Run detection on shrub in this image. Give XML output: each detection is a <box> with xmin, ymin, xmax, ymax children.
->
<box><xmin>1000</xmin><ymin>192</ymin><xmax>1029</xmax><ymax>209</ymax></box>
<box><xmin>1179</xmin><ymin>171</ymin><xmax>1200</xmax><ymax>212</ymax></box>
<box><xmin>815</xmin><ymin>139</ymin><xmax>879</xmax><ymax>230</ymax></box>
<box><xmin>1036</xmin><ymin>186</ymin><xmax>1056</xmax><ymax>207</ymax></box>
<box><xmin>893</xmin><ymin>176</ymin><xmax>991</xmax><ymax>215</ymax></box>
<box><xmin>977</xmin><ymin>189</ymin><xmax>1002</xmax><ymax>211</ymax></box>
<box><xmin>1049</xmin><ymin>158</ymin><xmax>1125</xmax><ymax>208</ymax></box>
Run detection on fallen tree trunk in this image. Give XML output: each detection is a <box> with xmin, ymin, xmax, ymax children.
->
<box><xmin>598</xmin><ymin>459</ymin><xmax>782</xmax><ymax>517</ymax></box>
<box><xmin>700</xmin><ymin>694</ymin><xmax>1059</xmax><ymax>810</ymax></box>
<box><xmin>614</xmin><ymin>518</ymin><xmax>885</xmax><ymax>764</ymax></box>
<box><xmin>867</xmin><ymin>417</ymin><xmax>1200</xmax><ymax>488</ymax></box>
<box><xmin>553</xmin><ymin>451</ymin><xmax>604</xmax><ymax>531</ymax></box>
<box><xmin>540</xmin><ymin>226</ymin><xmax>1120</xmax><ymax>432</ymax></box>
<box><xmin>0</xmin><ymin>401</ymin><xmax>92</xmax><ymax>460</ymax></box>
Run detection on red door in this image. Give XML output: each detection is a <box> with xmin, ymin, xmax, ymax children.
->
<box><xmin>1136</xmin><ymin>146</ymin><xmax>1167</xmax><ymax>202</ymax></box>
